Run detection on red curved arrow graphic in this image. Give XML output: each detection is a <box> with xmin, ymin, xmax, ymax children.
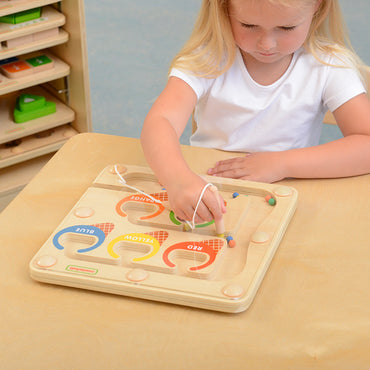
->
<box><xmin>163</xmin><ymin>239</ymin><xmax>223</xmax><ymax>271</ymax></box>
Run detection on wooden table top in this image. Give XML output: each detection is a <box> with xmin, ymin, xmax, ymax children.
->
<box><xmin>0</xmin><ymin>133</ymin><xmax>369</xmax><ymax>369</ymax></box>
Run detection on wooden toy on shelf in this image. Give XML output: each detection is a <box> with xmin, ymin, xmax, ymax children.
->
<box><xmin>0</xmin><ymin>85</ymin><xmax>75</xmax><ymax>169</ymax></box>
<box><xmin>13</xmin><ymin>93</ymin><xmax>56</xmax><ymax>123</ymax></box>
<box><xmin>25</xmin><ymin>53</ymin><xmax>53</xmax><ymax>70</ymax></box>
<box><xmin>30</xmin><ymin>164</ymin><xmax>298</xmax><ymax>313</ymax></box>
<box><xmin>0</xmin><ymin>56</ymin><xmax>18</xmax><ymax>65</ymax></box>
<box><xmin>1</xmin><ymin>58</ymin><xmax>32</xmax><ymax>78</ymax></box>
<box><xmin>0</xmin><ymin>124</ymin><xmax>77</xmax><ymax>165</ymax></box>
<box><xmin>0</xmin><ymin>51</ymin><xmax>68</xmax><ymax>95</ymax></box>
<box><xmin>0</xmin><ymin>53</ymin><xmax>54</xmax><ymax>78</ymax></box>
<box><xmin>0</xmin><ymin>6</ymin><xmax>41</xmax><ymax>24</ymax></box>
<box><xmin>3</xmin><ymin>27</ymin><xmax>59</xmax><ymax>49</ymax></box>
<box><xmin>0</xmin><ymin>6</ymin><xmax>66</xmax><ymax>58</ymax></box>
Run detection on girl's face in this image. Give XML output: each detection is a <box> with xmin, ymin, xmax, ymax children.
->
<box><xmin>228</xmin><ymin>0</ymin><xmax>318</xmax><ymax>66</ymax></box>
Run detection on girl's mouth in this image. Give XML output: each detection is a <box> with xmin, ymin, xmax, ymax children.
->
<box><xmin>258</xmin><ymin>52</ymin><xmax>276</xmax><ymax>57</ymax></box>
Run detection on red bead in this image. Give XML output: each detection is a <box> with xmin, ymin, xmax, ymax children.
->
<box><xmin>228</xmin><ymin>239</ymin><xmax>236</xmax><ymax>248</ymax></box>
<box><xmin>265</xmin><ymin>195</ymin><xmax>272</xmax><ymax>202</ymax></box>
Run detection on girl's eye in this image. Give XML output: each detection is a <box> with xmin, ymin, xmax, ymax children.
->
<box><xmin>280</xmin><ymin>26</ymin><xmax>296</xmax><ymax>31</ymax></box>
<box><xmin>240</xmin><ymin>23</ymin><xmax>296</xmax><ymax>31</ymax></box>
<box><xmin>241</xmin><ymin>23</ymin><xmax>256</xmax><ymax>29</ymax></box>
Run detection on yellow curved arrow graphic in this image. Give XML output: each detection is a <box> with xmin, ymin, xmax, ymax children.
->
<box><xmin>107</xmin><ymin>233</ymin><xmax>160</xmax><ymax>261</ymax></box>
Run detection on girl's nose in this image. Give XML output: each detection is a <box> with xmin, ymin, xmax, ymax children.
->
<box><xmin>258</xmin><ymin>33</ymin><xmax>276</xmax><ymax>51</ymax></box>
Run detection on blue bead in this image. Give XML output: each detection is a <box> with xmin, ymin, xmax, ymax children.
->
<box><xmin>226</xmin><ymin>236</ymin><xmax>233</xmax><ymax>242</ymax></box>
<box><xmin>232</xmin><ymin>192</ymin><xmax>239</xmax><ymax>198</ymax></box>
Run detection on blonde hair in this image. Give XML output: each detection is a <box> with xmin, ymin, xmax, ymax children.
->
<box><xmin>170</xmin><ymin>0</ymin><xmax>367</xmax><ymax>83</ymax></box>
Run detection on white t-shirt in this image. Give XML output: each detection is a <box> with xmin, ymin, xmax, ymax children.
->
<box><xmin>169</xmin><ymin>48</ymin><xmax>366</xmax><ymax>152</ymax></box>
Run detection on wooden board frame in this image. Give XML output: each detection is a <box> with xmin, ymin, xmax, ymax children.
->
<box><xmin>29</xmin><ymin>164</ymin><xmax>298</xmax><ymax>313</ymax></box>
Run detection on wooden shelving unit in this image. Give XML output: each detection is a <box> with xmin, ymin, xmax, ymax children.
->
<box><xmin>0</xmin><ymin>0</ymin><xmax>91</xmax><ymax>211</ymax></box>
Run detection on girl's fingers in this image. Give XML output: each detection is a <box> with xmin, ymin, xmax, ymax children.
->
<box><xmin>208</xmin><ymin>157</ymin><xmax>247</xmax><ymax>177</ymax></box>
<box><xmin>194</xmin><ymin>202</ymin><xmax>214</xmax><ymax>224</ymax></box>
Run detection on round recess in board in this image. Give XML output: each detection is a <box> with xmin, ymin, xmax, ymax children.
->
<box><xmin>126</xmin><ymin>268</ymin><xmax>149</xmax><ymax>283</ymax></box>
<box><xmin>109</xmin><ymin>164</ymin><xmax>127</xmax><ymax>174</ymax></box>
<box><xmin>222</xmin><ymin>284</ymin><xmax>245</xmax><ymax>299</ymax></box>
<box><xmin>73</xmin><ymin>206</ymin><xmax>95</xmax><ymax>218</ymax></box>
<box><xmin>251</xmin><ymin>231</ymin><xmax>270</xmax><ymax>244</ymax></box>
<box><xmin>273</xmin><ymin>186</ymin><xmax>293</xmax><ymax>197</ymax></box>
<box><xmin>36</xmin><ymin>255</ymin><xmax>57</xmax><ymax>268</ymax></box>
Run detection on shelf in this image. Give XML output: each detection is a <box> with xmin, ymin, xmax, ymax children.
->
<box><xmin>0</xmin><ymin>0</ymin><xmax>91</xmax><ymax>212</ymax></box>
<box><xmin>0</xmin><ymin>27</ymin><xmax>67</xmax><ymax>59</ymax></box>
<box><xmin>0</xmin><ymin>85</ymin><xmax>75</xmax><ymax>144</ymax></box>
<box><xmin>0</xmin><ymin>0</ymin><xmax>60</xmax><ymax>17</ymax></box>
<box><xmin>0</xmin><ymin>6</ymin><xmax>65</xmax><ymax>42</ymax></box>
<box><xmin>0</xmin><ymin>123</ymin><xmax>77</xmax><ymax>168</ymax></box>
<box><xmin>0</xmin><ymin>50</ymin><xmax>69</xmax><ymax>95</ymax></box>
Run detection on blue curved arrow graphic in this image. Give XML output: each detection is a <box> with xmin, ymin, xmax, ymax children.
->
<box><xmin>53</xmin><ymin>225</ymin><xmax>106</xmax><ymax>253</ymax></box>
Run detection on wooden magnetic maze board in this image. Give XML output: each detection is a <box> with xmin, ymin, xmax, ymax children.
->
<box><xmin>29</xmin><ymin>164</ymin><xmax>298</xmax><ymax>313</ymax></box>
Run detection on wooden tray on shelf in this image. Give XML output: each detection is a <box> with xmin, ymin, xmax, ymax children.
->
<box><xmin>0</xmin><ymin>50</ymin><xmax>69</xmax><ymax>94</ymax></box>
<box><xmin>0</xmin><ymin>84</ymin><xmax>75</xmax><ymax>143</ymax></box>
<box><xmin>0</xmin><ymin>6</ymin><xmax>68</xmax><ymax>59</ymax></box>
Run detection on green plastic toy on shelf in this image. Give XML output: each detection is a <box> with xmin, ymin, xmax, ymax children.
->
<box><xmin>0</xmin><ymin>7</ymin><xmax>41</xmax><ymax>25</ymax></box>
<box><xmin>13</xmin><ymin>93</ymin><xmax>56</xmax><ymax>123</ymax></box>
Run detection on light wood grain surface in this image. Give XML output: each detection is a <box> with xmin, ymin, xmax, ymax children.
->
<box><xmin>0</xmin><ymin>133</ymin><xmax>369</xmax><ymax>369</ymax></box>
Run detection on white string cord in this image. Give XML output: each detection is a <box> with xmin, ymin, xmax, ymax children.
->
<box><xmin>114</xmin><ymin>165</ymin><xmax>162</xmax><ymax>204</ymax></box>
<box><xmin>114</xmin><ymin>165</ymin><xmax>213</xmax><ymax>230</ymax></box>
<box><xmin>186</xmin><ymin>182</ymin><xmax>213</xmax><ymax>230</ymax></box>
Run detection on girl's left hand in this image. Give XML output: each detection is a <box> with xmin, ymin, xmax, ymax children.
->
<box><xmin>207</xmin><ymin>152</ymin><xmax>287</xmax><ymax>183</ymax></box>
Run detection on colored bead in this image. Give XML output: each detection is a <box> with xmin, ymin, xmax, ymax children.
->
<box><xmin>232</xmin><ymin>192</ymin><xmax>239</xmax><ymax>198</ymax></box>
<box><xmin>183</xmin><ymin>223</ymin><xmax>192</xmax><ymax>232</ymax></box>
<box><xmin>228</xmin><ymin>239</ymin><xmax>236</xmax><ymax>248</ymax></box>
<box><xmin>226</xmin><ymin>235</ymin><xmax>236</xmax><ymax>247</ymax></box>
<box><xmin>268</xmin><ymin>198</ymin><xmax>276</xmax><ymax>206</ymax></box>
<box><xmin>265</xmin><ymin>195</ymin><xmax>272</xmax><ymax>202</ymax></box>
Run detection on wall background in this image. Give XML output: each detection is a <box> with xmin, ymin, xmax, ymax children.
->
<box><xmin>85</xmin><ymin>0</ymin><xmax>369</xmax><ymax>145</ymax></box>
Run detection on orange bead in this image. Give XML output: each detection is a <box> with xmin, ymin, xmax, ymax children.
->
<box><xmin>265</xmin><ymin>195</ymin><xmax>272</xmax><ymax>202</ymax></box>
<box><xmin>228</xmin><ymin>239</ymin><xmax>236</xmax><ymax>248</ymax></box>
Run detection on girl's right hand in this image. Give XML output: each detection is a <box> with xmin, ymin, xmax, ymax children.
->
<box><xmin>164</xmin><ymin>171</ymin><xmax>225</xmax><ymax>225</ymax></box>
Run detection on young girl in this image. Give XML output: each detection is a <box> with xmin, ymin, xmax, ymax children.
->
<box><xmin>141</xmin><ymin>0</ymin><xmax>370</xmax><ymax>225</ymax></box>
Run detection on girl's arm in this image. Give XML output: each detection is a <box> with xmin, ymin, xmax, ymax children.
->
<box><xmin>208</xmin><ymin>93</ymin><xmax>370</xmax><ymax>182</ymax></box>
<box><xmin>141</xmin><ymin>77</ymin><xmax>225</xmax><ymax>223</ymax></box>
